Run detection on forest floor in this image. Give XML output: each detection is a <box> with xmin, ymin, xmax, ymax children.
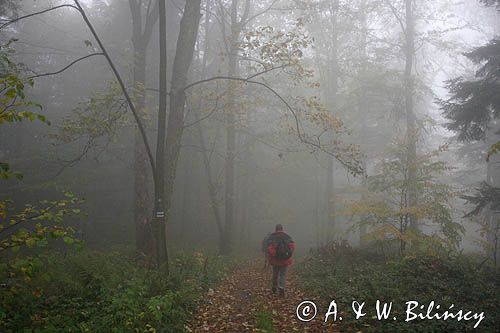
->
<box><xmin>187</xmin><ymin>260</ymin><xmax>338</xmax><ymax>333</ymax></box>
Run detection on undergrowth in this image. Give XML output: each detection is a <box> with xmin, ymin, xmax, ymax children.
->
<box><xmin>298</xmin><ymin>245</ymin><xmax>500</xmax><ymax>332</ymax></box>
<box><xmin>0</xmin><ymin>249</ymin><xmax>233</xmax><ymax>332</ymax></box>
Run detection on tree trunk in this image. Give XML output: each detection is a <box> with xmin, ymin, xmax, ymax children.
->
<box><xmin>197</xmin><ymin>123</ymin><xmax>225</xmax><ymax>245</ymax></box>
<box><xmin>194</xmin><ymin>0</ymin><xmax>226</xmax><ymax>250</ymax></box>
<box><xmin>132</xmin><ymin>46</ymin><xmax>152</xmax><ymax>253</ymax></box>
<box><xmin>358</xmin><ymin>0</ymin><xmax>369</xmax><ymax>245</ymax></box>
<box><xmin>324</xmin><ymin>0</ymin><xmax>339</xmax><ymax>241</ymax></box>
<box><xmin>129</xmin><ymin>0</ymin><xmax>158</xmax><ymax>254</ymax></box>
<box><xmin>325</xmin><ymin>158</ymin><xmax>335</xmax><ymax>238</ymax></box>
<box><xmin>404</xmin><ymin>0</ymin><xmax>418</xmax><ymax>231</ymax></box>
<box><xmin>223</xmin><ymin>96</ymin><xmax>236</xmax><ymax>254</ymax></box>
<box><xmin>179</xmin><ymin>145</ymin><xmax>194</xmax><ymax>245</ymax></box>
<box><xmin>486</xmin><ymin>122</ymin><xmax>500</xmax><ymax>263</ymax></box>
<box><xmin>154</xmin><ymin>0</ymin><xmax>169</xmax><ymax>270</ymax></box>
<box><xmin>221</xmin><ymin>0</ymin><xmax>250</xmax><ymax>254</ymax></box>
<box><xmin>160</xmin><ymin>0</ymin><xmax>202</xmax><ymax>264</ymax></box>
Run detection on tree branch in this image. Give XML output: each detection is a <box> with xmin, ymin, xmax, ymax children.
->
<box><xmin>0</xmin><ymin>4</ymin><xmax>78</xmax><ymax>30</ymax></box>
<box><xmin>246</xmin><ymin>63</ymin><xmax>288</xmax><ymax>80</ymax></box>
<box><xmin>27</xmin><ymin>53</ymin><xmax>104</xmax><ymax>80</ymax></box>
<box><xmin>0</xmin><ymin>1</ymin><xmax>157</xmax><ymax>180</ymax></box>
<box><xmin>73</xmin><ymin>0</ymin><xmax>156</xmax><ymax>179</ymax></box>
<box><xmin>383</xmin><ymin>0</ymin><xmax>406</xmax><ymax>37</ymax></box>
<box><xmin>0</xmin><ymin>205</ymin><xmax>56</xmax><ymax>236</ymax></box>
<box><xmin>240</xmin><ymin>0</ymin><xmax>252</xmax><ymax>25</ymax></box>
<box><xmin>183</xmin><ymin>104</ymin><xmax>219</xmax><ymax>128</ymax></box>
<box><xmin>184</xmin><ymin>76</ymin><xmax>362</xmax><ymax>175</ymax></box>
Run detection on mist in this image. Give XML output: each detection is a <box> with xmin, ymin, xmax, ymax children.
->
<box><xmin>1</xmin><ymin>0</ymin><xmax>499</xmax><ymax>332</ymax></box>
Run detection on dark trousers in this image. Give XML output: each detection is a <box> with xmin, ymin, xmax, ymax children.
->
<box><xmin>271</xmin><ymin>265</ymin><xmax>287</xmax><ymax>289</ymax></box>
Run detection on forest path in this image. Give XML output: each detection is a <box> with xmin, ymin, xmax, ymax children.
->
<box><xmin>187</xmin><ymin>260</ymin><xmax>338</xmax><ymax>332</ymax></box>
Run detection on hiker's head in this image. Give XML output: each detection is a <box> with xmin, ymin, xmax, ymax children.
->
<box><xmin>275</xmin><ymin>224</ymin><xmax>283</xmax><ymax>232</ymax></box>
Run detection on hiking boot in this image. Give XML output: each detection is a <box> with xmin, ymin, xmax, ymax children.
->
<box><xmin>271</xmin><ymin>286</ymin><xmax>277</xmax><ymax>294</ymax></box>
<box><xmin>278</xmin><ymin>288</ymin><xmax>285</xmax><ymax>297</ymax></box>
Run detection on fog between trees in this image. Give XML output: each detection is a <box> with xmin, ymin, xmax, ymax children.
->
<box><xmin>2</xmin><ymin>0</ymin><xmax>500</xmax><ymax>265</ymax></box>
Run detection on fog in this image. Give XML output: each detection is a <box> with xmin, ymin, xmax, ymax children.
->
<box><xmin>2</xmin><ymin>0</ymin><xmax>499</xmax><ymax>257</ymax></box>
<box><xmin>2</xmin><ymin>0</ymin><xmax>500</xmax><ymax>331</ymax></box>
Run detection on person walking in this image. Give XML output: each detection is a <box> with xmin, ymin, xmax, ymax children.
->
<box><xmin>266</xmin><ymin>224</ymin><xmax>295</xmax><ymax>297</ymax></box>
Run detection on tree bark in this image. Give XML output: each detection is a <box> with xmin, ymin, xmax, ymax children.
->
<box><xmin>358</xmin><ymin>0</ymin><xmax>369</xmax><ymax>245</ymax></box>
<box><xmin>220</xmin><ymin>0</ymin><xmax>250</xmax><ymax>254</ymax></box>
<box><xmin>160</xmin><ymin>0</ymin><xmax>202</xmax><ymax>265</ymax></box>
<box><xmin>194</xmin><ymin>0</ymin><xmax>226</xmax><ymax>248</ymax></box>
<box><xmin>404</xmin><ymin>0</ymin><xmax>418</xmax><ymax>231</ymax></box>
<box><xmin>133</xmin><ymin>49</ymin><xmax>152</xmax><ymax>253</ymax></box>
<box><xmin>154</xmin><ymin>0</ymin><xmax>169</xmax><ymax>269</ymax></box>
<box><xmin>325</xmin><ymin>0</ymin><xmax>339</xmax><ymax>240</ymax></box>
<box><xmin>129</xmin><ymin>0</ymin><xmax>158</xmax><ymax>254</ymax></box>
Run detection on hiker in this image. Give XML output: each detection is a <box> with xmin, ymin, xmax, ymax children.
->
<box><xmin>266</xmin><ymin>224</ymin><xmax>295</xmax><ymax>297</ymax></box>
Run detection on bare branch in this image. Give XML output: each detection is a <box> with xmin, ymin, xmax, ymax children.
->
<box><xmin>246</xmin><ymin>64</ymin><xmax>288</xmax><ymax>80</ymax></box>
<box><xmin>0</xmin><ymin>4</ymin><xmax>78</xmax><ymax>30</ymax></box>
<box><xmin>73</xmin><ymin>0</ymin><xmax>156</xmax><ymax>179</ymax></box>
<box><xmin>383</xmin><ymin>0</ymin><xmax>406</xmax><ymax>37</ymax></box>
<box><xmin>27</xmin><ymin>53</ymin><xmax>104</xmax><ymax>80</ymax></box>
<box><xmin>0</xmin><ymin>1</ymin><xmax>157</xmax><ymax>179</ymax></box>
<box><xmin>53</xmin><ymin>138</ymin><xmax>95</xmax><ymax>178</ymax></box>
<box><xmin>240</xmin><ymin>0</ymin><xmax>252</xmax><ymax>25</ymax></box>
<box><xmin>183</xmin><ymin>105</ymin><xmax>219</xmax><ymax>128</ymax></box>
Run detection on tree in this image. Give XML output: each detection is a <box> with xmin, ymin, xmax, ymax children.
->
<box><xmin>0</xmin><ymin>47</ymin><xmax>82</xmax><ymax>254</ymax></box>
<box><xmin>348</xmin><ymin>0</ymin><xmax>464</xmax><ymax>238</ymax></box>
<box><xmin>379</xmin><ymin>0</ymin><xmax>419</xmax><ymax>231</ymax></box>
<box><xmin>462</xmin><ymin>182</ymin><xmax>500</xmax><ymax>266</ymax></box>
<box><xmin>344</xmin><ymin>141</ymin><xmax>463</xmax><ymax>256</ymax></box>
<box><xmin>220</xmin><ymin>0</ymin><xmax>251</xmax><ymax>254</ymax></box>
<box><xmin>295</xmin><ymin>0</ymin><xmax>411</xmax><ymax>243</ymax></box>
<box><xmin>441</xmin><ymin>39</ymin><xmax>500</xmax><ymax>144</ymax></box>
<box><xmin>157</xmin><ymin>0</ymin><xmax>202</xmax><ymax>267</ymax></box>
<box><xmin>402</xmin><ymin>0</ymin><xmax>418</xmax><ymax>231</ymax></box>
<box><xmin>2</xmin><ymin>0</ymin><xmax>362</xmax><ymax>260</ymax></box>
<box><xmin>439</xmin><ymin>0</ymin><xmax>500</xmax><ymax>160</ymax></box>
<box><xmin>2</xmin><ymin>0</ymin><xmax>170</xmax><ymax>269</ymax></box>
<box><xmin>188</xmin><ymin>0</ymin><xmax>364</xmax><ymax>253</ymax></box>
<box><xmin>0</xmin><ymin>41</ymin><xmax>45</xmax><ymax>127</ymax></box>
<box><xmin>129</xmin><ymin>0</ymin><xmax>159</xmax><ymax>254</ymax></box>
<box><xmin>440</xmin><ymin>0</ymin><xmax>500</xmax><ymax>262</ymax></box>
<box><xmin>299</xmin><ymin>0</ymin><xmax>342</xmax><ymax>241</ymax></box>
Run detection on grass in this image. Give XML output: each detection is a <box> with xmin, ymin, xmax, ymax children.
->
<box><xmin>255</xmin><ymin>308</ymin><xmax>276</xmax><ymax>333</ymax></box>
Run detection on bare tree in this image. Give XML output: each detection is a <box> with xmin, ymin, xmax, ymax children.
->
<box><xmin>129</xmin><ymin>0</ymin><xmax>158</xmax><ymax>254</ymax></box>
<box><xmin>156</xmin><ymin>0</ymin><xmax>202</xmax><ymax>267</ymax></box>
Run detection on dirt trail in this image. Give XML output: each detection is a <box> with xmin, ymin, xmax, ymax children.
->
<box><xmin>188</xmin><ymin>261</ymin><xmax>338</xmax><ymax>332</ymax></box>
